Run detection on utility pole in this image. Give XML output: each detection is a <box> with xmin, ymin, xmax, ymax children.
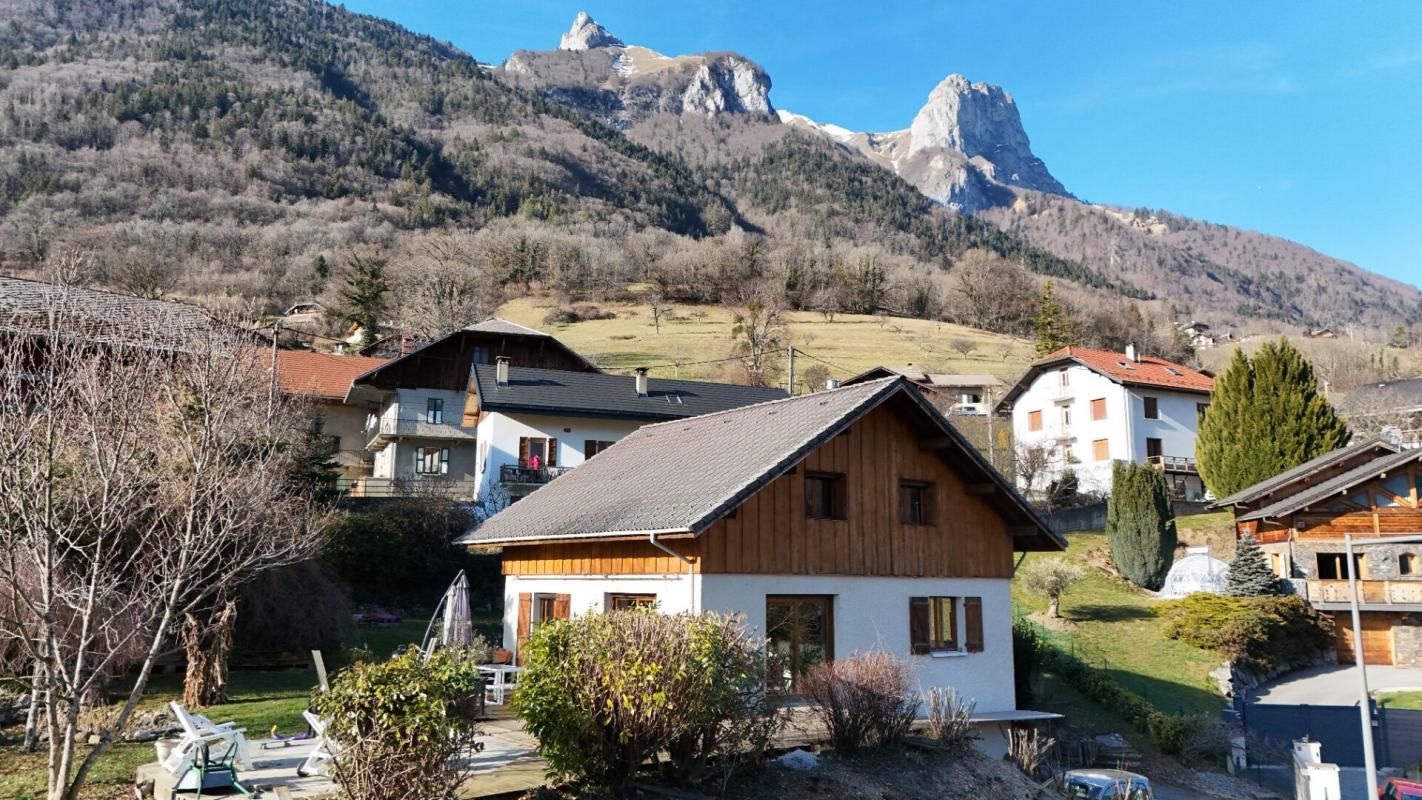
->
<box><xmin>787</xmin><ymin>346</ymin><xmax>796</xmax><ymax>396</ymax></box>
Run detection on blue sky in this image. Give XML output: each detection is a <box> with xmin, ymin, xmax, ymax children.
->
<box><xmin>342</xmin><ymin>1</ymin><xmax>1422</xmax><ymax>288</ymax></box>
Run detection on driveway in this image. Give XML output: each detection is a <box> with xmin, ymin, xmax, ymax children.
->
<box><xmin>1250</xmin><ymin>663</ymin><xmax>1422</xmax><ymax>705</ymax></box>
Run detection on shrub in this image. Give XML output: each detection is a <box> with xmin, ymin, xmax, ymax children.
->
<box><xmin>1156</xmin><ymin>593</ymin><xmax>1333</xmax><ymax>672</ymax></box>
<box><xmin>1012</xmin><ymin>616</ymin><xmax>1046</xmax><ymax>706</ymax></box>
<box><xmin>1017</xmin><ymin>557</ymin><xmax>1085</xmax><ymax>618</ymax></box>
<box><xmin>1106</xmin><ymin>460</ymin><xmax>1178</xmax><ymax>590</ymax></box>
<box><xmin>925</xmin><ymin>687</ymin><xmax>977</xmax><ymax>750</ymax></box>
<box><xmin>799</xmin><ymin>651</ymin><xmax>920</xmax><ymax>753</ymax></box>
<box><xmin>311</xmin><ymin>647</ymin><xmax>484</xmax><ymax>800</ymax></box>
<box><xmin>513</xmin><ymin>610</ymin><xmax>780</xmax><ymax>790</ymax></box>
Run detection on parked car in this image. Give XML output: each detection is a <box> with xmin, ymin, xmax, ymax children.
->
<box><xmin>1382</xmin><ymin>777</ymin><xmax>1422</xmax><ymax>799</ymax></box>
<box><xmin>1060</xmin><ymin>769</ymin><xmax>1153</xmax><ymax>800</ymax></box>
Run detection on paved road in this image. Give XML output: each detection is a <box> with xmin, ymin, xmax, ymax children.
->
<box><xmin>1251</xmin><ymin>663</ymin><xmax>1422</xmax><ymax>705</ymax></box>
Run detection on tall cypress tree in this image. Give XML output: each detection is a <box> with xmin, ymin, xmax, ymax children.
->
<box><xmin>1196</xmin><ymin>339</ymin><xmax>1350</xmax><ymax>498</ymax></box>
<box><xmin>1106</xmin><ymin>460</ymin><xmax>1177</xmax><ymax>590</ymax></box>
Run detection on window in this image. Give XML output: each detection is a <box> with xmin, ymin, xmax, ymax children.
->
<box><xmin>1092</xmin><ymin>439</ymin><xmax>1109</xmax><ymax>461</ymax></box>
<box><xmin>1197</xmin><ymin>403</ymin><xmax>1209</xmax><ymax>423</ymax></box>
<box><xmin>1028</xmin><ymin>410</ymin><xmax>1043</xmax><ymax>432</ymax></box>
<box><xmin>1317</xmin><ymin>552</ymin><xmax>1367</xmax><ymax>580</ymax></box>
<box><xmin>805</xmin><ymin>472</ymin><xmax>846</xmax><ymax>520</ymax></box>
<box><xmin>415</xmin><ymin>447</ymin><xmax>449</xmax><ymax>475</ymax></box>
<box><xmin>608</xmin><ymin>593</ymin><xmax>657</xmax><ymax>611</ymax></box>
<box><xmin>909</xmin><ymin>596</ymin><xmax>984</xmax><ymax>654</ymax></box>
<box><xmin>900</xmin><ymin>481</ymin><xmax>932</xmax><ymax>525</ymax></box>
<box><xmin>426</xmin><ymin>397</ymin><xmax>444</xmax><ymax>424</ymax></box>
<box><xmin>1145</xmin><ymin>438</ymin><xmax>1163</xmax><ymax>459</ymax></box>
<box><xmin>1058</xmin><ymin>369</ymin><xmax>1069</xmax><ymax>389</ymax></box>
<box><xmin>1090</xmin><ymin>397</ymin><xmax>1107</xmax><ymax>421</ymax></box>
<box><xmin>1143</xmin><ymin>396</ymin><xmax>1159</xmax><ymax>419</ymax></box>
<box><xmin>584</xmin><ymin>439</ymin><xmax>615</xmax><ymax>460</ymax></box>
<box><xmin>1401</xmin><ymin>554</ymin><xmax>1419</xmax><ymax>576</ymax></box>
<box><xmin>519</xmin><ymin>437</ymin><xmax>557</xmax><ymax>467</ymax></box>
<box><xmin>471</xmin><ymin>346</ymin><xmax>491</xmax><ymax>365</ymax></box>
<box><xmin>664</xmin><ymin>394</ymin><xmax>684</xmax><ymax>405</ymax></box>
<box><xmin>1061</xmin><ymin>407</ymin><xmax>1072</xmax><ymax>429</ymax></box>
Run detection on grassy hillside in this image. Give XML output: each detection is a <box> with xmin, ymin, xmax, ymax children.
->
<box><xmin>495</xmin><ymin>295</ymin><xmax>1036</xmax><ymax>385</ymax></box>
<box><xmin>1013</xmin><ymin>513</ymin><xmax>1238</xmax><ymax>719</ymax></box>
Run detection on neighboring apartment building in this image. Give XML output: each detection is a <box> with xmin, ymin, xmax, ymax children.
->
<box><xmin>344</xmin><ymin>317</ymin><xmax>782</xmax><ymax>504</ymax></box>
<box><xmin>997</xmin><ymin>345</ymin><xmax>1214</xmax><ymax>499</ymax></box>
<box><xmin>272</xmin><ymin>349</ymin><xmax>388</xmax><ymax>485</ymax></box>
<box><xmin>1213</xmin><ymin>440</ymin><xmax>1422</xmax><ymax>666</ymax></box>
<box><xmin>843</xmin><ymin>365</ymin><xmax>1007</xmax><ymax>416</ymax></box>
<box><xmin>458</xmin><ymin>377</ymin><xmax>1065</xmax><ymax>717</ymax></box>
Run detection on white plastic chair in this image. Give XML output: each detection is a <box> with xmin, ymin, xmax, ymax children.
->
<box><xmin>164</xmin><ymin>701</ymin><xmax>253</xmax><ymax>794</ymax></box>
<box><xmin>296</xmin><ymin>709</ymin><xmax>337</xmax><ymax>778</ymax></box>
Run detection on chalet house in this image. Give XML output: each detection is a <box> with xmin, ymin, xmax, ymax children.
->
<box><xmin>1177</xmin><ymin>321</ymin><xmax>1217</xmax><ymax>349</ymax></box>
<box><xmin>272</xmin><ymin>350</ymin><xmax>388</xmax><ymax>485</ymax></box>
<box><xmin>457</xmin><ymin>377</ymin><xmax>1065</xmax><ymax>714</ymax></box>
<box><xmin>997</xmin><ymin>345</ymin><xmax>1214</xmax><ymax>500</ymax></box>
<box><xmin>1213</xmin><ymin>440</ymin><xmax>1422</xmax><ymax>666</ymax></box>
<box><xmin>345</xmin><ymin>317</ymin><xmax>780</xmax><ymax>502</ymax></box>
<box><xmin>843</xmin><ymin>365</ymin><xmax>1007</xmax><ymax>416</ymax></box>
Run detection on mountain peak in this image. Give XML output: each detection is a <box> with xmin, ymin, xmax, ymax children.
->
<box><xmin>559</xmin><ymin>11</ymin><xmax>623</xmax><ymax>51</ymax></box>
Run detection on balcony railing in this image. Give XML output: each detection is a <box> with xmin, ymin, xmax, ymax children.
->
<box><xmin>1147</xmin><ymin>455</ymin><xmax>1198</xmax><ymax>474</ymax></box>
<box><xmin>499</xmin><ymin>464</ymin><xmax>571</xmax><ymax>486</ymax></box>
<box><xmin>364</xmin><ymin>416</ymin><xmax>477</xmax><ymax>450</ymax></box>
<box><xmin>1305</xmin><ymin>579</ymin><xmax>1422</xmax><ymax>606</ymax></box>
<box><xmin>336</xmin><ymin>476</ymin><xmax>477</xmax><ymax>499</ymax></box>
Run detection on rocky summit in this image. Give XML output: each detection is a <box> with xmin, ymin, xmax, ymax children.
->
<box><xmin>502</xmin><ymin>12</ymin><xmax>773</xmax><ymax>126</ymax></box>
<box><xmin>558</xmin><ymin>11</ymin><xmax>623</xmax><ymax>51</ymax></box>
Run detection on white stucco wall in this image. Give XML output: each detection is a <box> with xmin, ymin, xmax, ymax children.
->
<box><xmin>1010</xmin><ymin>363</ymin><xmax>1208</xmax><ymax>497</ymax></box>
<box><xmin>699</xmin><ymin>574</ymin><xmax>1017</xmax><ymax>713</ymax></box>
<box><xmin>502</xmin><ymin>572</ymin><xmax>700</xmax><ymax>649</ymax></box>
<box><xmin>475</xmin><ymin>412</ymin><xmax>646</xmax><ymax>501</ymax></box>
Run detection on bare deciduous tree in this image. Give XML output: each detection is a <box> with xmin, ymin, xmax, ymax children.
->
<box><xmin>0</xmin><ymin>282</ymin><xmax>328</xmax><ymax>800</ymax></box>
<box><xmin>396</xmin><ymin>236</ymin><xmax>504</xmax><ymax>337</ymax></box>
<box><xmin>1013</xmin><ymin>439</ymin><xmax>1059</xmax><ymax>497</ymax></box>
<box><xmin>728</xmin><ymin>289</ymin><xmax>787</xmax><ymax>388</ymax></box>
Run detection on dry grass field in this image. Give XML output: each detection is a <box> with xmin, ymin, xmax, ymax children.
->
<box><xmin>495</xmin><ymin>296</ymin><xmax>1037</xmax><ymax>387</ymax></box>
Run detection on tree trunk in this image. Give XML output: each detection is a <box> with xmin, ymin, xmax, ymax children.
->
<box><xmin>182</xmin><ymin>600</ymin><xmax>237</xmax><ymax>708</ymax></box>
<box><xmin>1048</xmin><ymin>595</ymin><xmax>1061</xmax><ymax>619</ymax></box>
<box><xmin>23</xmin><ymin>661</ymin><xmax>42</xmax><ymax>752</ymax></box>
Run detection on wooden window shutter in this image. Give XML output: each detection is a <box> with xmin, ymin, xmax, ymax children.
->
<box><xmin>909</xmin><ymin>597</ymin><xmax>931</xmax><ymax>655</ymax></box>
<box><xmin>833</xmin><ymin>475</ymin><xmax>847</xmax><ymax>519</ymax></box>
<box><xmin>518</xmin><ymin>437</ymin><xmax>529</xmax><ymax>467</ymax></box>
<box><xmin>515</xmin><ymin>593</ymin><xmax>533</xmax><ymax>665</ymax></box>
<box><xmin>1028</xmin><ymin>410</ymin><xmax>1043</xmax><ymax>431</ymax></box>
<box><xmin>547</xmin><ymin>438</ymin><xmax>558</xmax><ymax>467</ymax></box>
<box><xmin>553</xmin><ymin>593</ymin><xmax>571</xmax><ymax>620</ymax></box>
<box><xmin>1091</xmin><ymin>397</ymin><xmax>1106</xmax><ymax>420</ymax></box>
<box><xmin>584</xmin><ymin>439</ymin><xmax>596</xmax><ymax>460</ymax></box>
<box><xmin>964</xmin><ymin>597</ymin><xmax>984</xmax><ymax>653</ymax></box>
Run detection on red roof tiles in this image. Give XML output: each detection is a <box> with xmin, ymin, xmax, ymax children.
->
<box><xmin>273</xmin><ymin>350</ymin><xmax>388</xmax><ymax>400</ymax></box>
<box><xmin>1036</xmin><ymin>346</ymin><xmax>1214</xmax><ymax>394</ymax></box>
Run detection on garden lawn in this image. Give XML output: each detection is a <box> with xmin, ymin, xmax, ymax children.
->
<box><xmin>0</xmin><ymin>617</ymin><xmax>443</xmax><ymax>799</ymax></box>
<box><xmin>495</xmin><ymin>295</ymin><xmax>1035</xmax><ymax>383</ymax></box>
<box><xmin>1013</xmin><ymin>518</ymin><xmax>1232</xmax><ymax>718</ymax></box>
<box><xmin>1378</xmin><ymin>691</ymin><xmax>1422</xmax><ymax>710</ymax></box>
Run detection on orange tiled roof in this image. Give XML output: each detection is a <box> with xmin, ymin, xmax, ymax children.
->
<box><xmin>273</xmin><ymin>350</ymin><xmax>388</xmax><ymax>400</ymax></box>
<box><xmin>1036</xmin><ymin>346</ymin><xmax>1214</xmax><ymax>394</ymax></box>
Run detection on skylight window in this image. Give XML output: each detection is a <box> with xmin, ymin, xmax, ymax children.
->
<box><xmin>1115</xmin><ymin>361</ymin><xmax>1136</xmax><ymax>371</ymax></box>
<box><xmin>1164</xmin><ymin>367</ymin><xmax>1182</xmax><ymax>377</ymax></box>
<box><xmin>664</xmin><ymin>394</ymin><xmax>684</xmax><ymax>404</ymax></box>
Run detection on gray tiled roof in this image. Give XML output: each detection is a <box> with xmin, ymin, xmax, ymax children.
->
<box><xmin>472</xmin><ymin>364</ymin><xmax>786</xmax><ymax>421</ymax></box>
<box><xmin>1211</xmin><ymin>438</ymin><xmax>1393</xmax><ymax>509</ymax></box>
<box><xmin>458</xmin><ymin>377</ymin><xmax>1061</xmax><ymax>551</ymax></box>
<box><xmin>1237</xmin><ymin>447</ymin><xmax>1422</xmax><ymax>522</ymax></box>
<box><xmin>464</xmin><ymin>317</ymin><xmax>551</xmax><ymax>337</ymax></box>
<box><xmin>0</xmin><ymin>276</ymin><xmax>221</xmax><ymax>350</ymax></box>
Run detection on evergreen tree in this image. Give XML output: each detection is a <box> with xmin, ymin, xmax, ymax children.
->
<box><xmin>1032</xmin><ymin>280</ymin><xmax>1080</xmax><ymax>356</ymax></box>
<box><xmin>1196</xmin><ymin>339</ymin><xmax>1350</xmax><ymax>498</ymax></box>
<box><xmin>286</xmin><ymin>416</ymin><xmax>342</xmax><ymax>502</ymax></box>
<box><xmin>341</xmin><ymin>253</ymin><xmax>390</xmax><ymax>347</ymax></box>
<box><xmin>1106</xmin><ymin>460</ymin><xmax>1177</xmax><ymax>590</ymax></box>
<box><xmin>1226</xmin><ymin>532</ymin><xmax>1283</xmax><ymax>597</ymax></box>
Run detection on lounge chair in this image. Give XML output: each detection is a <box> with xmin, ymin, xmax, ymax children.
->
<box><xmin>163</xmin><ymin>701</ymin><xmax>253</xmax><ymax>796</ymax></box>
<box><xmin>295</xmin><ymin>709</ymin><xmax>336</xmax><ymax>778</ymax></box>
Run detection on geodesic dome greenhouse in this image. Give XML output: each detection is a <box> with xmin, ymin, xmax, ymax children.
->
<box><xmin>1159</xmin><ymin>547</ymin><xmax>1229</xmax><ymax>598</ymax></box>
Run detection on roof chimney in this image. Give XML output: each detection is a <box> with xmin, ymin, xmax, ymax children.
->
<box><xmin>826</xmin><ymin>378</ymin><xmax>840</xmax><ymax>390</ymax></box>
<box><xmin>1125</xmin><ymin>342</ymin><xmax>1139</xmax><ymax>363</ymax></box>
<box><xmin>496</xmin><ymin>356</ymin><xmax>510</xmax><ymax>387</ymax></box>
<box><xmin>634</xmin><ymin>367</ymin><xmax>649</xmax><ymax>397</ymax></box>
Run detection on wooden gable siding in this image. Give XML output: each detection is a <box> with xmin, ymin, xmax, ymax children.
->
<box><xmin>502</xmin><ymin>540</ymin><xmax>701</xmax><ymax>576</ymax></box>
<box><xmin>373</xmin><ymin>331</ymin><xmax>594</xmax><ymax>394</ymax></box>
<box><xmin>1244</xmin><ymin>465</ymin><xmax>1422</xmax><ymax>541</ymax></box>
<box><xmin>698</xmin><ymin>403</ymin><xmax>1014</xmax><ymax>578</ymax></box>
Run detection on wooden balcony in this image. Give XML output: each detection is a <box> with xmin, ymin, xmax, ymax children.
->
<box><xmin>364</xmin><ymin>417</ymin><xmax>477</xmax><ymax>451</ymax></box>
<box><xmin>1305</xmin><ymin>579</ymin><xmax>1422</xmax><ymax>606</ymax></box>
<box><xmin>1147</xmin><ymin>455</ymin><xmax>1198</xmax><ymax>474</ymax></box>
